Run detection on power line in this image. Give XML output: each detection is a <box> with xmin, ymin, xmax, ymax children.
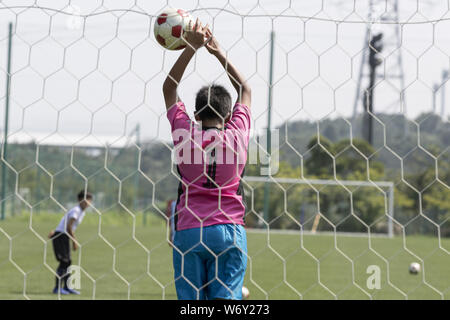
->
<box><xmin>1</xmin><ymin>5</ymin><xmax>450</xmax><ymax>25</ymax></box>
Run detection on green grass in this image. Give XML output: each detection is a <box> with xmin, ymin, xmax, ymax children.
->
<box><xmin>1</xmin><ymin>212</ymin><xmax>449</xmax><ymax>300</ymax></box>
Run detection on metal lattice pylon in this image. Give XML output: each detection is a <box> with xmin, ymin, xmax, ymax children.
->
<box><xmin>352</xmin><ymin>0</ymin><xmax>407</xmax><ymax>123</ymax></box>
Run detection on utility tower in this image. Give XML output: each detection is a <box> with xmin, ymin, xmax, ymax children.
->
<box><xmin>441</xmin><ymin>70</ymin><xmax>448</xmax><ymax>119</ymax></box>
<box><xmin>352</xmin><ymin>0</ymin><xmax>407</xmax><ymax>143</ymax></box>
<box><xmin>433</xmin><ymin>70</ymin><xmax>448</xmax><ymax>118</ymax></box>
<box><xmin>363</xmin><ymin>33</ymin><xmax>383</xmax><ymax>145</ymax></box>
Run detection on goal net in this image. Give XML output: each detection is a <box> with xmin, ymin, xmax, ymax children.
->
<box><xmin>0</xmin><ymin>0</ymin><xmax>449</xmax><ymax>300</ymax></box>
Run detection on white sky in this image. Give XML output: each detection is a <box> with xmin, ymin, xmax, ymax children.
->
<box><xmin>0</xmin><ymin>0</ymin><xmax>449</xmax><ymax>146</ymax></box>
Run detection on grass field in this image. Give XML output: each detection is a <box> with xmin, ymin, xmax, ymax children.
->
<box><xmin>0</xmin><ymin>212</ymin><xmax>449</xmax><ymax>300</ymax></box>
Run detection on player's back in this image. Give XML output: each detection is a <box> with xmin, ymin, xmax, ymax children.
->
<box><xmin>167</xmin><ymin>102</ymin><xmax>251</xmax><ymax>231</ymax></box>
<box><xmin>55</xmin><ymin>205</ymin><xmax>85</xmax><ymax>233</ymax></box>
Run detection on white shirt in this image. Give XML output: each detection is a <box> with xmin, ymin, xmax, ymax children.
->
<box><xmin>55</xmin><ymin>205</ymin><xmax>85</xmax><ymax>233</ymax></box>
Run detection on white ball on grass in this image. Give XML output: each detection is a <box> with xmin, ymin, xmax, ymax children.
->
<box><xmin>409</xmin><ymin>262</ymin><xmax>421</xmax><ymax>274</ymax></box>
<box><xmin>242</xmin><ymin>286</ymin><xmax>250</xmax><ymax>300</ymax></box>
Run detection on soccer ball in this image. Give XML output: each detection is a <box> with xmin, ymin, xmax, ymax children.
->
<box><xmin>154</xmin><ymin>8</ymin><xmax>193</xmax><ymax>50</ymax></box>
<box><xmin>242</xmin><ymin>286</ymin><xmax>250</xmax><ymax>300</ymax></box>
<box><xmin>409</xmin><ymin>262</ymin><xmax>421</xmax><ymax>274</ymax></box>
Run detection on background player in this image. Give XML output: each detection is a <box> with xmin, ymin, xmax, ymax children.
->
<box><xmin>48</xmin><ymin>190</ymin><xmax>93</xmax><ymax>295</ymax></box>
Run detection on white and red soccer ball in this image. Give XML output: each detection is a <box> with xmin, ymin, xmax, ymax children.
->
<box><xmin>154</xmin><ymin>8</ymin><xmax>193</xmax><ymax>50</ymax></box>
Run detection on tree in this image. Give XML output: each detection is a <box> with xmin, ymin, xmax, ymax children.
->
<box><xmin>304</xmin><ymin>135</ymin><xmax>334</xmax><ymax>178</ymax></box>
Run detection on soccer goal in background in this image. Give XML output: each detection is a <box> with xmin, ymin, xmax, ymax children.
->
<box><xmin>243</xmin><ymin>176</ymin><xmax>395</xmax><ymax>238</ymax></box>
<box><xmin>0</xmin><ymin>1</ymin><xmax>449</xmax><ymax>300</ymax></box>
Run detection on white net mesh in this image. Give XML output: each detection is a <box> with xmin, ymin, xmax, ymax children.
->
<box><xmin>0</xmin><ymin>0</ymin><xmax>449</xmax><ymax>300</ymax></box>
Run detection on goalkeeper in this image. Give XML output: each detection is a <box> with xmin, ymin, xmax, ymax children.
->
<box><xmin>163</xmin><ymin>19</ymin><xmax>251</xmax><ymax>300</ymax></box>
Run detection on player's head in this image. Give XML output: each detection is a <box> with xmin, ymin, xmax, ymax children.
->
<box><xmin>77</xmin><ymin>190</ymin><xmax>93</xmax><ymax>209</ymax></box>
<box><xmin>194</xmin><ymin>84</ymin><xmax>232</xmax><ymax>124</ymax></box>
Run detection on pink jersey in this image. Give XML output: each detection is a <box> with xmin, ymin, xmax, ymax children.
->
<box><xmin>167</xmin><ymin>101</ymin><xmax>251</xmax><ymax>231</ymax></box>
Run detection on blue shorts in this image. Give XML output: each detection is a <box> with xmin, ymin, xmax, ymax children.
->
<box><xmin>173</xmin><ymin>224</ymin><xmax>247</xmax><ymax>300</ymax></box>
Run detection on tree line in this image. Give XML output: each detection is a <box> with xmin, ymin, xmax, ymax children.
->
<box><xmin>1</xmin><ymin>112</ymin><xmax>448</xmax><ymax>236</ymax></box>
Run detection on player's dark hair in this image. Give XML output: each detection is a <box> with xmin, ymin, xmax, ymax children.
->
<box><xmin>77</xmin><ymin>190</ymin><xmax>93</xmax><ymax>201</ymax></box>
<box><xmin>194</xmin><ymin>84</ymin><xmax>232</xmax><ymax>122</ymax></box>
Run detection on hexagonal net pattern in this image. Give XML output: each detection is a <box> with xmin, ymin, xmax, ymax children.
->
<box><xmin>0</xmin><ymin>1</ymin><xmax>449</xmax><ymax>300</ymax></box>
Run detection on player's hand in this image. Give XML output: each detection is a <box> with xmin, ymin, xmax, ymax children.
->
<box><xmin>48</xmin><ymin>230</ymin><xmax>55</xmax><ymax>239</ymax></box>
<box><xmin>72</xmin><ymin>241</ymin><xmax>78</xmax><ymax>251</ymax></box>
<box><xmin>184</xmin><ymin>18</ymin><xmax>208</xmax><ymax>50</ymax></box>
<box><xmin>205</xmin><ymin>28</ymin><xmax>223</xmax><ymax>57</ymax></box>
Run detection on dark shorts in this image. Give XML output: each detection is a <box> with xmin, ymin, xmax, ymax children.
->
<box><xmin>52</xmin><ymin>232</ymin><xmax>71</xmax><ymax>264</ymax></box>
<box><xmin>173</xmin><ymin>224</ymin><xmax>247</xmax><ymax>300</ymax></box>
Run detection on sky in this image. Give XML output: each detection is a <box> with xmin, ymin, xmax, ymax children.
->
<box><xmin>0</xmin><ymin>0</ymin><xmax>449</xmax><ymax>147</ymax></box>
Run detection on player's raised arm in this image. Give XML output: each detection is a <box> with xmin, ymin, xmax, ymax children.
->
<box><xmin>162</xmin><ymin>19</ymin><xmax>209</xmax><ymax>109</ymax></box>
<box><xmin>205</xmin><ymin>29</ymin><xmax>251</xmax><ymax>108</ymax></box>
